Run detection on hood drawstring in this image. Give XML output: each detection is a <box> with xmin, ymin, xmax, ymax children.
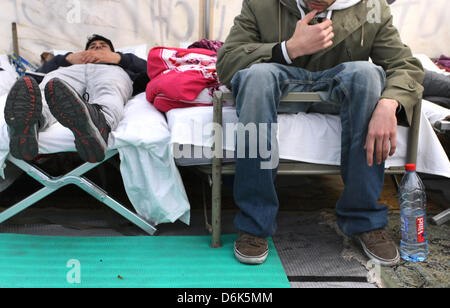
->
<box><xmin>361</xmin><ymin>23</ymin><xmax>365</xmax><ymax>47</ymax></box>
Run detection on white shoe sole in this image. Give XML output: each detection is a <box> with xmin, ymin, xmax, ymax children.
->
<box><xmin>358</xmin><ymin>238</ymin><xmax>401</xmax><ymax>267</ymax></box>
<box><xmin>234</xmin><ymin>244</ymin><xmax>269</xmax><ymax>265</ymax></box>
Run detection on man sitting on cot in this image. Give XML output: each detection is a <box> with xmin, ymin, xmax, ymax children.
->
<box><xmin>4</xmin><ymin>34</ymin><xmax>147</xmax><ymax>163</ymax></box>
<box><xmin>217</xmin><ymin>0</ymin><xmax>424</xmax><ymax>266</ymax></box>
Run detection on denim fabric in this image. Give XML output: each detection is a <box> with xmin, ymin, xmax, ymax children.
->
<box><xmin>231</xmin><ymin>61</ymin><xmax>389</xmax><ymax>237</ymax></box>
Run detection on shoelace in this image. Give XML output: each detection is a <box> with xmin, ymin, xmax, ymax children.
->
<box><xmin>238</xmin><ymin>233</ymin><xmax>266</xmax><ymax>248</ymax></box>
<box><xmin>365</xmin><ymin>230</ymin><xmax>390</xmax><ymax>245</ymax></box>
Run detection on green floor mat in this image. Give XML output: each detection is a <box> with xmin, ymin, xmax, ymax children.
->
<box><xmin>0</xmin><ymin>234</ymin><xmax>290</xmax><ymax>288</ymax></box>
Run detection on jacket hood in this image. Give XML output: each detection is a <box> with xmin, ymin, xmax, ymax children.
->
<box><xmin>296</xmin><ymin>0</ymin><xmax>362</xmax><ymax>19</ymax></box>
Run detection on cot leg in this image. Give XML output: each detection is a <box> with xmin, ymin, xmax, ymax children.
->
<box><xmin>211</xmin><ymin>160</ymin><xmax>222</xmax><ymax>248</ymax></box>
<box><xmin>407</xmin><ymin>101</ymin><xmax>422</xmax><ymax>165</ymax></box>
<box><xmin>202</xmin><ymin>180</ymin><xmax>213</xmax><ymax>234</ymax></box>
<box><xmin>391</xmin><ymin>175</ymin><xmax>400</xmax><ymax>192</ymax></box>
<box><xmin>0</xmin><ymin>187</ymin><xmax>56</xmax><ymax>224</ymax></box>
<box><xmin>1</xmin><ymin>151</ymin><xmax>157</xmax><ymax>235</ymax></box>
<box><xmin>211</xmin><ymin>91</ymin><xmax>223</xmax><ymax>248</ymax></box>
<box><xmin>432</xmin><ymin>209</ymin><xmax>450</xmax><ymax>226</ymax></box>
<box><xmin>69</xmin><ymin>174</ymin><xmax>158</xmax><ymax>236</ymax></box>
<box><xmin>100</xmin><ymin>195</ymin><xmax>157</xmax><ymax>235</ymax></box>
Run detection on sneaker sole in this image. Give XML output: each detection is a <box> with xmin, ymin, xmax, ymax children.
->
<box><xmin>234</xmin><ymin>243</ymin><xmax>269</xmax><ymax>265</ymax></box>
<box><xmin>45</xmin><ymin>78</ymin><xmax>107</xmax><ymax>163</ymax></box>
<box><xmin>357</xmin><ymin>237</ymin><xmax>401</xmax><ymax>267</ymax></box>
<box><xmin>4</xmin><ymin>77</ymin><xmax>42</xmax><ymax>161</ymax></box>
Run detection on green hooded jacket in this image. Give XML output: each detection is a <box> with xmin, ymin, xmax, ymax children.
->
<box><xmin>217</xmin><ymin>0</ymin><xmax>425</xmax><ymax>126</ymax></box>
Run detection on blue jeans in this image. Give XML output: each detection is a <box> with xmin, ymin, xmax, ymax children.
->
<box><xmin>231</xmin><ymin>62</ymin><xmax>389</xmax><ymax>237</ymax></box>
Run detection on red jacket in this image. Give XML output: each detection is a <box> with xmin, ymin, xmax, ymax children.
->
<box><xmin>146</xmin><ymin>47</ymin><xmax>220</xmax><ymax>112</ymax></box>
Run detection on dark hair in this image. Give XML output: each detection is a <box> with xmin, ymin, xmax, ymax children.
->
<box><xmin>85</xmin><ymin>34</ymin><xmax>115</xmax><ymax>52</ymax></box>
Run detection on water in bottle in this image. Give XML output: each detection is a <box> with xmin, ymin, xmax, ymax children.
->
<box><xmin>399</xmin><ymin>164</ymin><xmax>429</xmax><ymax>262</ymax></box>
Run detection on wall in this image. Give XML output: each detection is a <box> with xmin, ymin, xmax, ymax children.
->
<box><xmin>389</xmin><ymin>0</ymin><xmax>449</xmax><ymax>58</ymax></box>
<box><xmin>0</xmin><ymin>0</ymin><xmax>204</xmax><ymax>64</ymax></box>
<box><xmin>0</xmin><ymin>0</ymin><xmax>448</xmax><ymax>66</ymax></box>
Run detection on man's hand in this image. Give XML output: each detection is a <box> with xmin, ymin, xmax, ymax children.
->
<box><xmin>285</xmin><ymin>10</ymin><xmax>334</xmax><ymax>60</ymax></box>
<box><xmin>82</xmin><ymin>50</ymin><xmax>121</xmax><ymax>64</ymax></box>
<box><xmin>66</xmin><ymin>52</ymin><xmax>88</xmax><ymax>65</ymax></box>
<box><xmin>66</xmin><ymin>50</ymin><xmax>121</xmax><ymax>65</ymax></box>
<box><xmin>364</xmin><ymin>99</ymin><xmax>399</xmax><ymax>167</ymax></box>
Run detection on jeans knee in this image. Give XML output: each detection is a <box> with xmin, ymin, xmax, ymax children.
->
<box><xmin>231</xmin><ymin>63</ymin><xmax>282</xmax><ymax>120</ymax></box>
<box><xmin>231</xmin><ymin>63</ymin><xmax>282</xmax><ymax>91</ymax></box>
<box><xmin>349</xmin><ymin>62</ymin><xmax>385</xmax><ymax>90</ymax></box>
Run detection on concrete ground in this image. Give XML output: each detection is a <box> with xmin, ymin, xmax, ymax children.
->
<box><xmin>0</xmin><ymin>154</ymin><xmax>449</xmax><ymax>288</ymax></box>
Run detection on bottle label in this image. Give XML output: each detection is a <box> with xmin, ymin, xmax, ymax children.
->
<box><xmin>417</xmin><ymin>216</ymin><xmax>425</xmax><ymax>243</ymax></box>
<box><xmin>401</xmin><ymin>216</ymin><xmax>408</xmax><ymax>240</ymax></box>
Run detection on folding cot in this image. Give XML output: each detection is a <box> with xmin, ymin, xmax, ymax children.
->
<box><xmin>0</xmin><ymin>151</ymin><xmax>157</xmax><ymax>235</ymax></box>
<box><xmin>0</xmin><ymin>92</ymin><xmax>191</xmax><ymax>234</ymax></box>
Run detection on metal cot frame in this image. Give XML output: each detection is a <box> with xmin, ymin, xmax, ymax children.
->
<box><xmin>196</xmin><ymin>91</ymin><xmax>423</xmax><ymax>248</ymax></box>
<box><xmin>0</xmin><ymin>150</ymin><xmax>157</xmax><ymax>235</ymax></box>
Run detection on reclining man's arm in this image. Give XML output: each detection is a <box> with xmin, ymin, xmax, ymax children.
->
<box><xmin>37</xmin><ymin>53</ymin><xmax>73</xmax><ymax>74</ymax></box>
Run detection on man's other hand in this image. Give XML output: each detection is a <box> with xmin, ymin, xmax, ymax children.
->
<box><xmin>286</xmin><ymin>10</ymin><xmax>334</xmax><ymax>60</ymax></box>
<box><xmin>365</xmin><ymin>99</ymin><xmax>399</xmax><ymax>167</ymax></box>
<box><xmin>66</xmin><ymin>50</ymin><xmax>121</xmax><ymax>65</ymax></box>
<box><xmin>82</xmin><ymin>50</ymin><xmax>121</xmax><ymax>64</ymax></box>
<box><xmin>66</xmin><ymin>52</ymin><xmax>87</xmax><ymax>65</ymax></box>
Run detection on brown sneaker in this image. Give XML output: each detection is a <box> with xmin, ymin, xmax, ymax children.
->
<box><xmin>356</xmin><ymin>229</ymin><xmax>400</xmax><ymax>267</ymax></box>
<box><xmin>234</xmin><ymin>232</ymin><xmax>269</xmax><ymax>265</ymax></box>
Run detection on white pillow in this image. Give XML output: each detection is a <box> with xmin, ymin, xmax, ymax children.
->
<box><xmin>0</xmin><ymin>55</ymin><xmax>19</xmax><ymax>97</ymax></box>
<box><xmin>53</xmin><ymin>44</ymin><xmax>148</xmax><ymax>61</ymax></box>
<box><xmin>117</xmin><ymin>44</ymin><xmax>148</xmax><ymax>60</ymax></box>
<box><xmin>0</xmin><ymin>55</ymin><xmax>18</xmax><ymax>74</ymax></box>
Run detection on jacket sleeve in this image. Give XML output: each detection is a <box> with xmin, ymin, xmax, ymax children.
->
<box><xmin>36</xmin><ymin>53</ymin><xmax>72</xmax><ymax>74</ymax></box>
<box><xmin>118</xmin><ymin>53</ymin><xmax>147</xmax><ymax>75</ymax></box>
<box><xmin>217</xmin><ymin>0</ymin><xmax>278</xmax><ymax>86</ymax></box>
<box><xmin>370</xmin><ymin>2</ymin><xmax>424</xmax><ymax>127</ymax></box>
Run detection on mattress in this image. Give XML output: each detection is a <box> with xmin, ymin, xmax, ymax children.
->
<box><xmin>167</xmin><ymin>100</ymin><xmax>450</xmax><ymax>178</ymax></box>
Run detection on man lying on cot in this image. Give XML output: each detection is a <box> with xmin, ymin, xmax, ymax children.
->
<box><xmin>4</xmin><ymin>34</ymin><xmax>147</xmax><ymax>163</ymax></box>
<box><xmin>217</xmin><ymin>0</ymin><xmax>424</xmax><ymax>266</ymax></box>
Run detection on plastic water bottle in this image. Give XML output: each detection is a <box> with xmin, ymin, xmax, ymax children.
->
<box><xmin>399</xmin><ymin>164</ymin><xmax>429</xmax><ymax>262</ymax></box>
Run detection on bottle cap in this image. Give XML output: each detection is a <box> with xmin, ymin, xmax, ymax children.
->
<box><xmin>405</xmin><ymin>164</ymin><xmax>416</xmax><ymax>172</ymax></box>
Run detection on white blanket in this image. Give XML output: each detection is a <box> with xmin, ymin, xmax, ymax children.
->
<box><xmin>0</xmin><ymin>93</ymin><xmax>191</xmax><ymax>226</ymax></box>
